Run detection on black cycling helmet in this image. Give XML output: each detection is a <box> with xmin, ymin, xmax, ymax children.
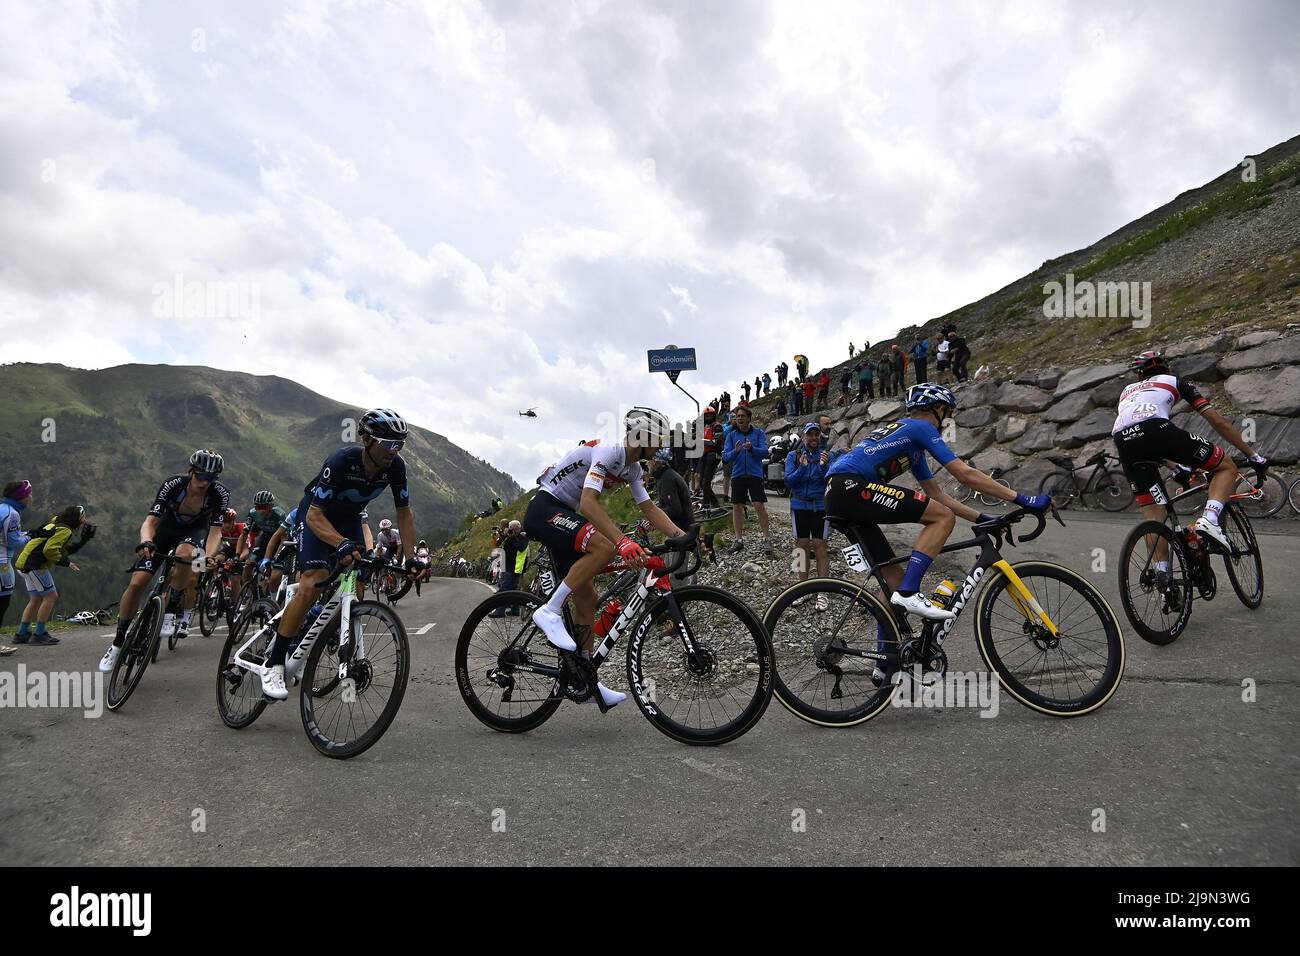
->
<box><xmin>360</xmin><ymin>408</ymin><xmax>409</xmax><ymax>441</ymax></box>
<box><xmin>189</xmin><ymin>449</ymin><xmax>224</xmax><ymax>475</ymax></box>
<box><xmin>1132</xmin><ymin>350</ymin><xmax>1168</xmax><ymax>378</ymax></box>
<box><xmin>253</xmin><ymin>490</ymin><xmax>275</xmax><ymax>506</ymax></box>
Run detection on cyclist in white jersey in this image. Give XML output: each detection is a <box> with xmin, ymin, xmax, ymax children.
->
<box><xmin>1112</xmin><ymin>350</ymin><xmax>1268</xmax><ymax>550</ymax></box>
<box><xmin>524</xmin><ymin>408</ymin><xmax>687</xmax><ymax>710</ymax></box>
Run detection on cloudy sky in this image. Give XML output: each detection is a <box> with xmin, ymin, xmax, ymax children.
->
<box><xmin>2</xmin><ymin>0</ymin><xmax>1297</xmax><ymax>485</ymax></box>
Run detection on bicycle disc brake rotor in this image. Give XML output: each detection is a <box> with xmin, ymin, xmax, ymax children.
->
<box><xmin>683</xmin><ymin>645</ymin><xmax>716</xmax><ymax>679</ymax></box>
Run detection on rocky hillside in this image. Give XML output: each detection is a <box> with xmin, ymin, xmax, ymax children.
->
<box><xmin>0</xmin><ymin>363</ymin><xmax>520</xmax><ymax>610</ymax></box>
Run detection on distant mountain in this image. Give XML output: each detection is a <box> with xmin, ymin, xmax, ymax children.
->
<box><xmin>0</xmin><ymin>363</ymin><xmax>520</xmax><ymax>610</ymax></box>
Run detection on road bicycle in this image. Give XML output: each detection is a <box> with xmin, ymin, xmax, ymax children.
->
<box><xmin>455</xmin><ymin>527</ymin><xmax>774</xmax><ymax>746</ymax></box>
<box><xmin>1289</xmin><ymin>474</ymin><xmax>1300</xmax><ymax>516</ymax></box>
<box><xmin>1169</xmin><ymin>464</ymin><xmax>1287</xmax><ymax>519</ymax></box>
<box><xmin>106</xmin><ymin>551</ymin><xmax>190</xmax><ymax>711</ymax></box>
<box><xmin>1118</xmin><ymin>461</ymin><xmax>1265</xmax><ymax>645</ymax></box>
<box><xmin>1038</xmin><ymin>452</ymin><xmax>1133</xmax><ymax>512</ymax></box>
<box><xmin>376</xmin><ymin>558</ymin><xmax>414</xmax><ymax>604</ymax></box>
<box><xmin>763</xmin><ymin>507</ymin><xmax>1125</xmax><ymax>727</ymax></box>
<box><xmin>215</xmin><ymin>554</ymin><xmax>412</xmax><ymax>758</ymax></box>
<box><xmin>935</xmin><ymin>458</ymin><xmax>1013</xmax><ymax>509</ymax></box>
<box><xmin>198</xmin><ymin>557</ymin><xmax>247</xmax><ymax>636</ymax></box>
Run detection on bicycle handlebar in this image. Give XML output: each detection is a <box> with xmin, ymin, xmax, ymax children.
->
<box><xmin>318</xmin><ymin>553</ymin><xmax>415</xmax><ymax>590</ymax></box>
<box><xmin>973</xmin><ymin>505</ymin><xmax>1063</xmax><ymax>546</ymax></box>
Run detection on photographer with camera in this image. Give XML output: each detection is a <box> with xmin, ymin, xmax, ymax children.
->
<box><xmin>11</xmin><ymin>505</ymin><xmax>95</xmax><ymax>646</ymax></box>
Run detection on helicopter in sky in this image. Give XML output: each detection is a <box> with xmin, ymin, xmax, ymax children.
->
<box><xmin>518</xmin><ymin>407</ymin><xmax>539</xmax><ymax>418</ymax></box>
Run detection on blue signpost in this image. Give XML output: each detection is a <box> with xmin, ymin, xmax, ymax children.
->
<box><xmin>647</xmin><ymin>344</ymin><xmax>700</xmax><ymax>416</ymax></box>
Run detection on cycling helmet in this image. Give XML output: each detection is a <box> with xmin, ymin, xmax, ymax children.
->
<box><xmin>703</xmin><ymin>406</ymin><xmax>716</xmax><ymax>417</ymax></box>
<box><xmin>625</xmin><ymin>406</ymin><xmax>673</xmax><ymax>448</ymax></box>
<box><xmin>189</xmin><ymin>449</ymin><xmax>224</xmax><ymax>475</ymax></box>
<box><xmin>1132</xmin><ymin>350</ymin><xmax>1168</xmax><ymax>378</ymax></box>
<box><xmin>253</xmin><ymin>490</ymin><xmax>275</xmax><ymax>506</ymax></box>
<box><xmin>418</xmin><ymin>539</ymin><xmax>428</xmax><ymax>546</ymax></box>
<box><xmin>653</xmin><ymin>448</ymin><xmax>674</xmax><ymax>464</ymax></box>
<box><xmin>379</xmin><ymin>518</ymin><xmax>393</xmax><ymax>531</ymax></box>
<box><xmin>905</xmin><ymin>383</ymin><xmax>957</xmax><ymax>411</ymax></box>
<box><xmin>223</xmin><ymin>508</ymin><xmax>238</xmax><ymax>523</ymax></box>
<box><xmin>360</xmin><ymin>408</ymin><xmax>408</xmax><ymax>441</ymax></box>
<box><xmin>508</xmin><ymin>520</ymin><xmax>521</xmax><ymax>531</ymax></box>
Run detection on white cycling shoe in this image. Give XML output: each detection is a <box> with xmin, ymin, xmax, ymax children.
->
<box><xmin>890</xmin><ymin>591</ymin><xmax>956</xmax><ymax>621</ymax></box>
<box><xmin>98</xmin><ymin>645</ymin><xmax>120</xmax><ymax>673</ymax></box>
<box><xmin>531</xmin><ymin>606</ymin><xmax>577</xmax><ymax>651</ymax></box>
<box><xmin>159</xmin><ymin>613</ymin><xmax>177</xmax><ymax>638</ymax></box>
<box><xmin>592</xmin><ymin>682</ymin><xmax>625</xmax><ymax>709</ymax></box>
<box><xmin>261</xmin><ymin>664</ymin><xmax>289</xmax><ymax>701</ymax></box>
<box><xmin>1194</xmin><ymin>516</ymin><xmax>1230</xmax><ymax>550</ymax></box>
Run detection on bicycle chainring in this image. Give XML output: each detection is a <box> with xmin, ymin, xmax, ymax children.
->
<box><xmin>559</xmin><ymin>651</ymin><xmax>598</xmax><ymax>704</ymax></box>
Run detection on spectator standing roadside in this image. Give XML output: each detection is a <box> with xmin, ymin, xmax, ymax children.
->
<box><xmin>762</xmin><ymin>371</ymin><xmax>771</xmax><ymax>396</ymax></box>
<box><xmin>785</xmin><ymin>423</ymin><xmax>833</xmax><ymax>600</ymax></box>
<box><xmin>488</xmin><ymin>520</ymin><xmax>529</xmax><ymax>617</ymax></box>
<box><xmin>0</xmin><ymin>480</ymin><xmax>34</xmax><ymax>647</ymax></box>
<box><xmin>876</xmin><ymin>354</ymin><xmax>893</xmax><ymax>397</ymax></box>
<box><xmin>789</xmin><ymin>380</ymin><xmax>803</xmax><ymax>418</ymax></box>
<box><xmin>949</xmin><ymin>327</ymin><xmax>970</xmax><ymax>382</ymax></box>
<box><xmin>935</xmin><ymin>333</ymin><xmax>952</xmax><ymax>385</ymax></box>
<box><xmin>816</xmin><ymin>370</ymin><xmax>830</xmax><ymax>410</ymax></box>
<box><xmin>741</xmin><ymin>380</ymin><xmax>751</xmax><ymax>403</ymax></box>
<box><xmin>839</xmin><ymin>367</ymin><xmax>853</xmax><ymax>402</ymax></box>
<box><xmin>801</xmin><ymin>377</ymin><xmax>816</xmax><ymax>414</ymax></box>
<box><xmin>722</xmin><ymin>405</ymin><xmax>772</xmax><ymax>556</ymax></box>
<box><xmin>857</xmin><ymin>360</ymin><xmax>874</xmax><ymax>401</ymax></box>
<box><xmin>698</xmin><ymin>406</ymin><xmax>722</xmax><ymax>508</ymax></box>
<box><xmin>12</xmin><ymin>505</ymin><xmax>94</xmax><ymax>646</ymax></box>
<box><xmin>912</xmin><ymin>337</ymin><xmax>929</xmax><ymax>385</ymax></box>
<box><xmin>848</xmin><ymin>342</ymin><xmax>856</xmax><ymax>358</ymax></box>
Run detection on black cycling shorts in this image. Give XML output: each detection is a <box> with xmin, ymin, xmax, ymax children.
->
<box><xmin>523</xmin><ymin>491</ymin><xmax>598</xmax><ymax>581</ymax></box>
<box><xmin>1112</xmin><ymin>419</ymin><xmax>1223</xmax><ymax>505</ymax></box>
<box><xmin>791</xmin><ymin>508</ymin><xmax>826</xmax><ymax>541</ymax></box>
<box><xmin>824</xmin><ymin>474</ymin><xmax>930</xmax><ymax>565</ymax></box>
<box><xmin>132</xmin><ymin>518</ymin><xmax>209</xmax><ymax>574</ymax></box>
<box><xmin>730</xmin><ymin>476</ymin><xmax>767</xmax><ymax>504</ymax></box>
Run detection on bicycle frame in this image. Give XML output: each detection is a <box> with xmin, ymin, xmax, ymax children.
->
<box><xmin>231</xmin><ymin>572</ymin><xmax>361</xmax><ymax>685</ymax></box>
<box><xmin>833</xmin><ymin>519</ymin><xmax>1060</xmax><ymax>671</ymax></box>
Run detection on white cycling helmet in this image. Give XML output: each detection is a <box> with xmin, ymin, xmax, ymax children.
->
<box><xmin>905</xmin><ymin>383</ymin><xmax>957</xmax><ymax>411</ymax></box>
<box><xmin>625</xmin><ymin>406</ymin><xmax>673</xmax><ymax>448</ymax></box>
<box><xmin>379</xmin><ymin>518</ymin><xmax>393</xmax><ymax>531</ymax></box>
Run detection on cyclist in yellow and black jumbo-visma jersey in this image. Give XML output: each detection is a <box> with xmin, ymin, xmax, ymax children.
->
<box><xmin>824</xmin><ymin>383</ymin><xmax>1052</xmax><ymax>623</ymax></box>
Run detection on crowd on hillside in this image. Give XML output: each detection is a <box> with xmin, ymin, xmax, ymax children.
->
<box><xmin>710</xmin><ymin>324</ymin><xmax>975</xmax><ymax>421</ymax></box>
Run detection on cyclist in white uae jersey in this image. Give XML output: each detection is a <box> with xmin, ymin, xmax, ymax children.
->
<box><xmin>524</xmin><ymin>408</ymin><xmax>688</xmax><ymax>711</ymax></box>
<box><xmin>1111</xmin><ymin>351</ymin><xmax>1267</xmax><ymax>551</ymax></box>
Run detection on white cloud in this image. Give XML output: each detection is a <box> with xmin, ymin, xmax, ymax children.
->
<box><xmin>1</xmin><ymin>0</ymin><xmax>1297</xmax><ymax>486</ymax></box>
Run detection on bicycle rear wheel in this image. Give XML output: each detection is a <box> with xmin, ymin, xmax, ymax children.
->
<box><xmin>627</xmin><ymin>585</ymin><xmax>773</xmax><ymax>745</ymax></box>
<box><xmin>1093</xmin><ymin>468</ymin><xmax>1134</xmax><ymax>512</ymax></box>
<box><xmin>1118</xmin><ymin>521</ymin><xmax>1193</xmax><ymax>644</ymax></box>
<box><xmin>975</xmin><ymin>561</ymin><xmax>1124</xmax><ymax>716</ymax></box>
<box><xmin>1038</xmin><ymin>470</ymin><xmax>1079</xmax><ymax>510</ymax></box>
<box><xmin>299</xmin><ymin>600</ymin><xmax>410</xmax><ymax>759</ymax></box>
<box><xmin>216</xmin><ymin>598</ymin><xmax>277</xmax><ymax>729</ymax></box>
<box><xmin>199</xmin><ymin>573</ymin><xmax>224</xmax><ymax>637</ymax></box>
<box><xmin>1220</xmin><ymin>504</ymin><xmax>1263</xmax><ymax>608</ymax></box>
<box><xmin>106</xmin><ymin>595</ymin><xmax>164</xmax><ymax>711</ymax></box>
<box><xmin>455</xmin><ymin>591</ymin><xmax>562</xmax><ymax>733</ymax></box>
<box><xmin>1289</xmin><ymin>476</ymin><xmax>1300</xmax><ymax>516</ymax></box>
<box><xmin>1235</xmin><ymin>472</ymin><xmax>1286</xmax><ymax>518</ymax></box>
<box><xmin>763</xmin><ymin>578</ymin><xmax>900</xmax><ymax>727</ymax></box>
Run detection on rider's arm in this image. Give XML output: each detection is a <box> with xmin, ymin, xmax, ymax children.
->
<box><xmin>265</xmin><ymin>527</ymin><xmax>285</xmax><ymax>561</ymax></box>
<box><xmin>577</xmin><ymin>487</ymin><xmax>626</xmax><ymax>553</ymax></box>
<box><xmin>396</xmin><ymin>506</ymin><xmax>416</xmax><ymax>562</ymax></box>
<box><xmin>204</xmin><ymin>526</ymin><xmax>222</xmax><ymax>559</ymax></box>
<box><xmin>138</xmin><ymin>514</ymin><xmax>159</xmax><ymax>545</ymax></box>
<box><xmin>637</xmin><ymin>499</ymin><xmax>686</xmax><ymax>539</ymax></box>
<box><xmin>1198</xmin><ymin>406</ymin><xmax>1256</xmax><ymax>459</ymax></box>
<box><xmin>920</xmin><ymin>475</ymin><xmax>983</xmax><ymax>522</ymax></box>
<box><xmin>305</xmin><ymin>505</ymin><xmax>347</xmax><ymax>549</ymax></box>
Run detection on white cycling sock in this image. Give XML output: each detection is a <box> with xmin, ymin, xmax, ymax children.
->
<box><xmin>544</xmin><ymin>581</ymin><xmax>572</xmax><ymax>616</ymax></box>
<box><xmin>1202</xmin><ymin>500</ymin><xmax>1224</xmax><ymax>525</ymax></box>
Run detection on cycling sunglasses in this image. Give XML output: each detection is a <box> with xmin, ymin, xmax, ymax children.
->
<box><xmin>372</xmin><ymin>438</ymin><xmax>405</xmax><ymax>452</ymax></box>
<box><xmin>193</xmin><ymin>471</ymin><xmax>219</xmax><ymax>482</ymax></box>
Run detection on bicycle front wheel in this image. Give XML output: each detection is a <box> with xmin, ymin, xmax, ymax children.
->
<box><xmin>1235</xmin><ymin>472</ymin><xmax>1286</xmax><ymax>518</ymax></box>
<box><xmin>1220</xmin><ymin>504</ymin><xmax>1263</xmax><ymax>608</ymax></box>
<box><xmin>216</xmin><ymin>598</ymin><xmax>277</xmax><ymax>729</ymax></box>
<box><xmin>975</xmin><ymin>561</ymin><xmax>1124</xmax><ymax>716</ymax></box>
<box><xmin>299</xmin><ymin>601</ymin><xmax>410</xmax><ymax>759</ymax></box>
<box><xmin>106</xmin><ymin>595</ymin><xmax>164</xmax><ymax>711</ymax></box>
<box><xmin>763</xmin><ymin>578</ymin><xmax>900</xmax><ymax>727</ymax></box>
<box><xmin>627</xmin><ymin>585</ymin><xmax>773</xmax><ymax>745</ymax></box>
<box><xmin>1118</xmin><ymin>521</ymin><xmax>1193</xmax><ymax>644</ymax></box>
<box><xmin>199</xmin><ymin>573</ymin><xmax>223</xmax><ymax>637</ymax></box>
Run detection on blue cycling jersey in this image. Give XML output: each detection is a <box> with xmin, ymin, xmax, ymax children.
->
<box><xmin>300</xmin><ymin>446</ymin><xmax>409</xmax><ymax>520</ymax></box>
<box><xmin>826</xmin><ymin>418</ymin><xmax>957</xmax><ymax>483</ymax></box>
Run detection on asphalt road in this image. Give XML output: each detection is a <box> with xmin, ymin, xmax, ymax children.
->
<box><xmin>2</xmin><ymin>511</ymin><xmax>1297</xmax><ymax>866</ymax></box>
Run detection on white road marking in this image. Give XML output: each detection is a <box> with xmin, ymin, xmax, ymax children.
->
<box><xmin>416</xmin><ymin>623</ymin><xmax>437</xmax><ymax>634</ymax></box>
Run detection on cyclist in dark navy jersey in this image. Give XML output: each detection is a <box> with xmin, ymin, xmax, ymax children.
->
<box><xmin>98</xmin><ymin>450</ymin><xmax>230</xmax><ymax>674</ymax></box>
<box><xmin>260</xmin><ymin>409</ymin><xmax>416</xmax><ymax>700</ymax></box>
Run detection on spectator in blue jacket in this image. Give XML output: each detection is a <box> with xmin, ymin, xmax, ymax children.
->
<box><xmin>785</xmin><ymin>423</ymin><xmax>833</xmax><ymax>600</ymax></box>
<box><xmin>722</xmin><ymin>405</ymin><xmax>771</xmax><ymax>556</ymax></box>
<box><xmin>912</xmin><ymin>337</ymin><xmax>930</xmax><ymax>385</ymax></box>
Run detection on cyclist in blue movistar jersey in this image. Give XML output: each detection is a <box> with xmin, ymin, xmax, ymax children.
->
<box><xmin>824</xmin><ymin>383</ymin><xmax>1050</xmax><ymax>622</ymax></box>
<box><xmin>260</xmin><ymin>409</ymin><xmax>416</xmax><ymax>700</ymax></box>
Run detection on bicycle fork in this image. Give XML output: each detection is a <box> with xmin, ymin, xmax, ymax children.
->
<box><xmin>990</xmin><ymin>559</ymin><xmax>1059</xmax><ymax>638</ymax></box>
